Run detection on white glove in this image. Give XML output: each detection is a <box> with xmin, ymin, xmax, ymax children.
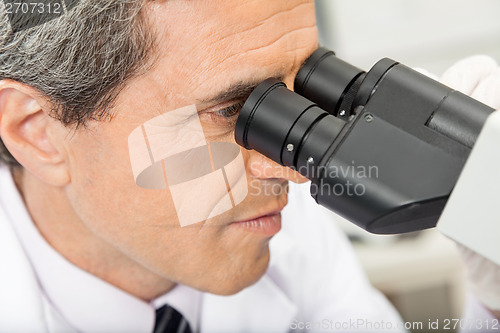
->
<box><xmin>439</xmin><ymin>55</ymin><xmax>500</xmax><ymax>315</ymax></box>
<box><xmin>458</xmin><ymin>244</ymin><xmax>500</xmax><ymax>316</ymax></box>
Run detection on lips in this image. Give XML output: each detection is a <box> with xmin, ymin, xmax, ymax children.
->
<box><xmin>230</xmin><ymin>207</ymin><xmax>285</xmax><ymax>236</ymax></box>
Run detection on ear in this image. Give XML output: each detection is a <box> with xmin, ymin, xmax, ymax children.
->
<box><xmin>0</xmin><ymin>80</ymin><xmax>70</xmax><ymax>186</ymax></box>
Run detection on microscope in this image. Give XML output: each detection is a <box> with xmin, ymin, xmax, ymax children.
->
<box><xmin>234</xmin><ymin>47</ymin><xmax>500</xmax><ymax>266</ymax></box>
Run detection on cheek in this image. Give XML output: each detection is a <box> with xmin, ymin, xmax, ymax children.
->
<box><xmin>65</xmin><ymin>126</ymin><xmax>179</xmax><ymax>239</ymax></box>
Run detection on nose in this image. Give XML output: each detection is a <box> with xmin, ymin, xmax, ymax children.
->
<box><xmin>245</xmin><ymin>150</ymin><xmax>309</xmax><ymax>184</ymax></box>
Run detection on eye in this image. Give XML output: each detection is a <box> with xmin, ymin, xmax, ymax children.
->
<box><xmin>207</xmin><ymin>101</ymin><xmax>244</xmax><ymax>125</ymax></box>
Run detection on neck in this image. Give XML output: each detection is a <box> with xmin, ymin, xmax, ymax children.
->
<box><xmin>13</xmin><ymin>168</ymin><xmax>176</xmax><ymax>301</ymax></box>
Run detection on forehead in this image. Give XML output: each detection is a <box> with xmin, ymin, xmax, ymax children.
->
<box><xmin>145</xmin><ymin>0</ymin><xmax>318</xmax><ymax>104</ymax></box>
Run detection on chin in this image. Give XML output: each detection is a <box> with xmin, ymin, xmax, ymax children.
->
<box><xmin>205</xmin><ymin>250</ymin><xmax>271</xmax><ymax>296</ymax></box>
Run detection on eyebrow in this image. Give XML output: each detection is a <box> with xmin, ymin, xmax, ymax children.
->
<box><xmin>199</xmin><ymin>75</ymin><xmax>287</xmax><ymax>105</ymax></box>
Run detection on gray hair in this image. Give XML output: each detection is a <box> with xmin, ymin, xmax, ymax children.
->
<box><xmin>0</xmin><ymin>0</ymin><xmax>156</xmax><ymax>167</ymax></box>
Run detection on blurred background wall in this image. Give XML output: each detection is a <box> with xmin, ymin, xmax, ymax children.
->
<box><xmin>314</xmin><ymin>1</ymin><xmax>500</xmax><ymax>331</ymax></box>
<box><xmin>315</xmin><ymin>0</ymin><xmax>500</xmax><ymax>74</ymax></box>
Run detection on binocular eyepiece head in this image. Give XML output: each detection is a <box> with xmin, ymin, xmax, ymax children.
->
<box><xmin>235</xmin><ymin>47</ymin><xmax>493</xmax><ymax>234</ymax></box>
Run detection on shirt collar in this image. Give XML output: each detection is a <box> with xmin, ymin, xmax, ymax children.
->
<box><xmin>0</xmin><ymin>167</ymin><xmax>201</xmax><ymax>333</ymax></box>
<box><xmin>152</xmin><ymin>284</ymin><xmax>202</xmax><ymax>332</ymax></box>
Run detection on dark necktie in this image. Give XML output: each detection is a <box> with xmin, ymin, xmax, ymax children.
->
<box><xmin>154</xmin><ymin>304</ymin><xmax>192</xmax><ymax>333</ymax></box>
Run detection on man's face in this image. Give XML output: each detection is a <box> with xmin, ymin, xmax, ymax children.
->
<box><xmin>61</xmin><ymin>0</ymin><xmax>318</xmax><ymax>294</ymax></box>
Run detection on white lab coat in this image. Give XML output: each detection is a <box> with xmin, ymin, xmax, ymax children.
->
<box><xmin>0</xmin><ymin>178</ymin><xmax>403</xmax><ymax>333</ymax></box>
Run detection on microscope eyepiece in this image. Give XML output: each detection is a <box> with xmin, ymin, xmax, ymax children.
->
<box><xmin>235</xmin><ymin>78</ymin><xmax>345</xmax><ymax>174</ymax></box>
<box><xmin>294</xmin><ymin>47</ymin><xmax>365</xmax><ymax>120</ymax></box>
